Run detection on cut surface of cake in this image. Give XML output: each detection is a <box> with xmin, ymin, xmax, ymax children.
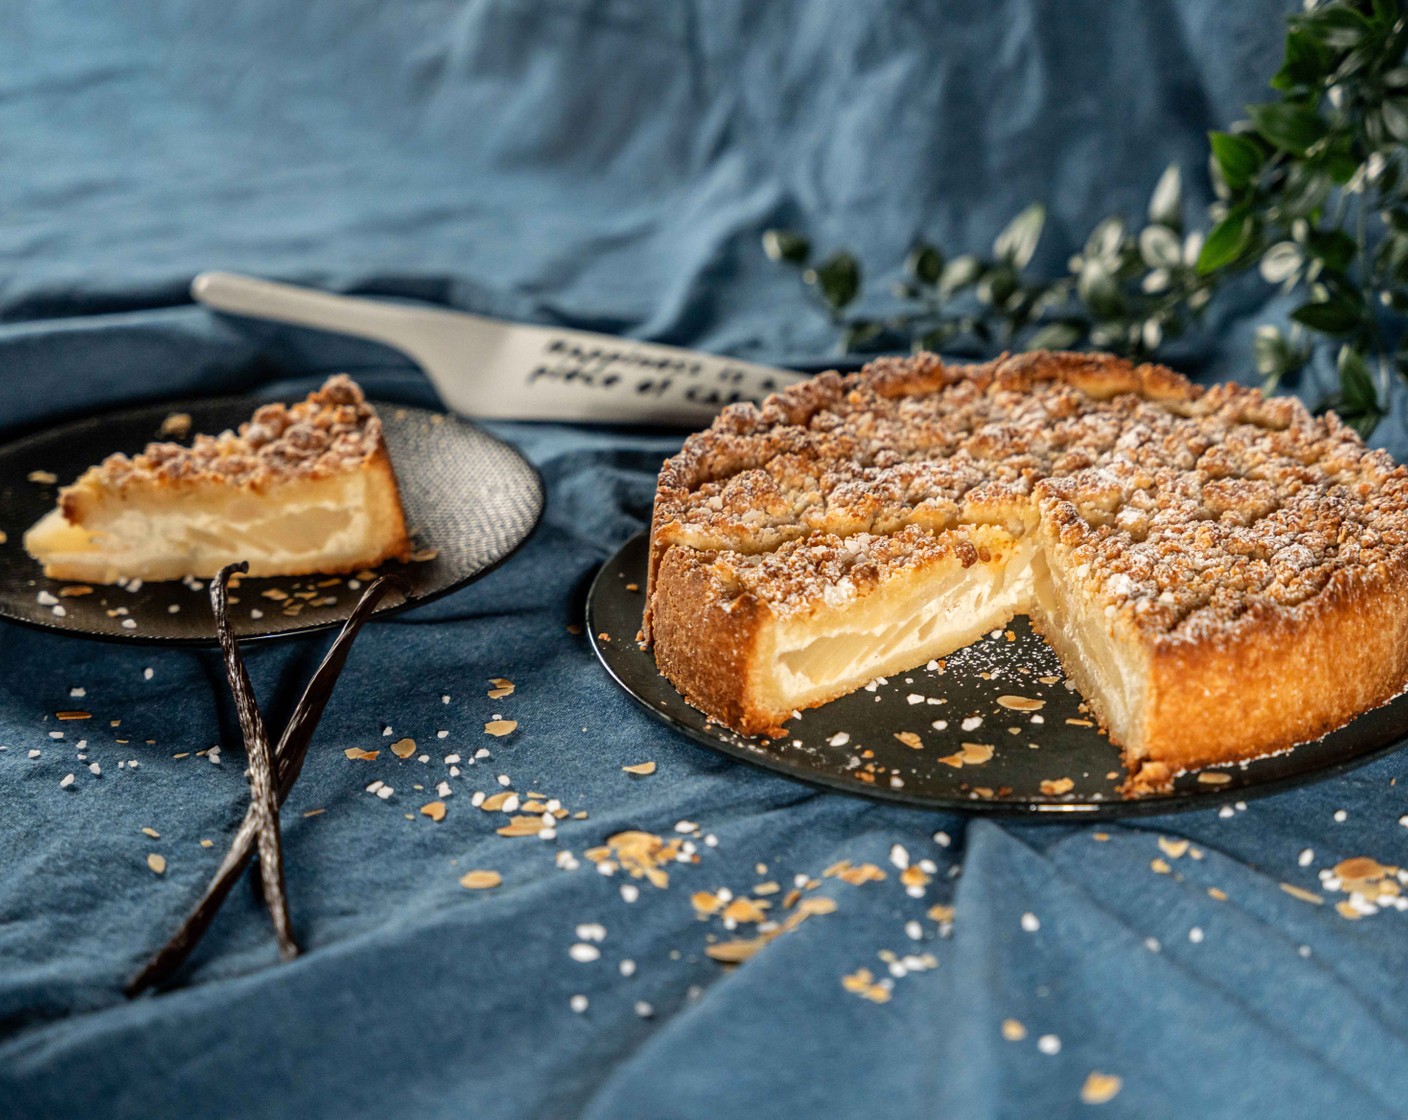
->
<box><xmin>643</xmin><ymin>351</ymin><xmax>1408</xmax><ymax>794</ymax></box>
<box><xmin>24</xmin><ymin>375</ymin><xmax>413</xmax><ymax>583</ymax></box>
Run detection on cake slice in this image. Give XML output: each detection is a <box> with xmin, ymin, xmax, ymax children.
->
<box><xmin>24</xmin><ymin>375</ymin><xmax>413</xmax><ymax>583</ymax></box>
<box><xmin>644</xmin><ymin>351</ymin><xmax>1408</xmax><ymax>793</ymax></box>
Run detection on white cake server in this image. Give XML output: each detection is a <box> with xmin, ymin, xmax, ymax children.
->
<box><xmin>190</xmin><ymin>271</ymin><xmax>803</xmax><ymax>426</ymax></box>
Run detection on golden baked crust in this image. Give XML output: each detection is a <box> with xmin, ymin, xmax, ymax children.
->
<box><xmin>644</xmin><ymin>350</ymin><xmax>1408</xmax><ymax>793</ymax></box>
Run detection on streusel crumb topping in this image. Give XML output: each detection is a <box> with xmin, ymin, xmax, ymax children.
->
<box><xmin>79</xmin><ymin>375</ymin><xmax>383</xmax><ymax>490</ymax></box>
<box><xmin>652</xmin><ymin>352</ymin><xmax>1408</xmax><ymax>646</ymax></box>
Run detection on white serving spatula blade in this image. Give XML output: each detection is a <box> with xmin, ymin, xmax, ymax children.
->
<box><xmin>191</xmin><ymin>271</ymin><xmax>803</xmax><ymax>426</ymax></box>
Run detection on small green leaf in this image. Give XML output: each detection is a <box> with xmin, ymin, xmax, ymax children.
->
<box><xmin>1147</xmin><ymin>165</ymin><xmax>1183</xmax><ymax>228</ymax></box>
<box><xmin>1077</xmin><ymin>260</ymin><xmax>1124</xmax><ymax>318</ymax></box>
<box><xmin>1338</xmin><ymin>346</ymin><xmax>1377</xmax><ymax>413</ymax></box>
<box><xmin>1305</xmin><ymin>228</ymin><xmax>1357</xmax><ymax>272</ymax></box>
<box><xmin>1290</xmin><ymin>295</ymin><xmax>1361</xmax><ymax>334</ymax></box>
<box><xmin>807</xmin><ymin>252</ymin><xmax>861</xmax><ymax>311</ymax></box>
<box><xmin>762</xmin><ymin>229</ymin><xmax>810</xmax><ymax>266</ymax></box>
<box><xmin>1297</xmin><ymin>5</ymin><xmax>1371</xmax><ymax>51</ymax></box>
<box><xmin>993</xmin><ymin>204</ymin><xmax>1046</xmax><ymax>270</ymax></box>
<box><xmin>905</xmin><ymin>243</ymin><xmax>944</xmax><ymax>285</ymax></box>
<box><xmin>840</xmin><ymin>320</ymin><xmax>885</xmax><ymax>353</ymax></box>
<box><xmin>1138</xmin><ymin>225</ymin><xmax>1182</xmax><ymax>269</ymax></box>
<box><xmin>917</xmin><ymin>325</ymin><xmax>957</xmax><ymax>353</ymax></box>
<box><xmin>1197</xmin><ymin>208</ymin><xmax>1254</xmax><ymax>274</ymax></box>
<box><xmin>1208</xmin><ymin>132</ymin><xmax>1264</xmax><ymax>190</ymax></box>
<box><xmin>1276</xmin><ymin>164</ymin><xmax>1332</xmax><ymax>219</ymax></box>
<box><xmin>1246</xmin><ymin>102</ymin><xmax>1328</xmax><ymax>155</ymax></box>
<box><xmin>1382</xmin><ymin>99</ymin><xmax>1408</xmax><ymax>144</ymax></box>
<box><xmin>1085</xmin><ymin>217</ymin><xmax>1127</xmax><ymax>263</ymax></box>
<box><xmin>1024</xmin><ymin>322</ymin><xmax>1083</xmax><ymax>352</ymax></box>
<box><xmin>939</xmin><ymin>255</ymin><xmax>984</xmax><ymax>295</ymax></box>
<box><xmin>977</xmin><ymin>266</ymin><xmax>1019</xmax><ymax>308</ymax></box>
<box><xmin>1272</xmin><ymin>28</ymin><xmax>1330</xmax><ymax>92</ymax></box>
<box><xmin>1258</xmin><ymin>240</ymin><xmax>1303</xmax><ymax>284</ymax></box>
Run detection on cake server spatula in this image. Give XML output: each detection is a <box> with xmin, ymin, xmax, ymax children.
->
<box><xmin>191</xmin><ymin>271</ymin><xmax>804</xmax><ymax>426</ymax></box>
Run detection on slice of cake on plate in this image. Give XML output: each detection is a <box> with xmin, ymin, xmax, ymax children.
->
<box><xmin>643</xmin><ymin>351</ymin><xmax>1408</xmax><ymax>793</ymax></box>
<box><xmin>24</xmin><ymin>375</ymin><xmax>412</xmax><ymax>583</ymax></box>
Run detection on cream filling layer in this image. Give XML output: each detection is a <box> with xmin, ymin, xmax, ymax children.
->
<box><xmin>25</xmin><ymin>472</ymin><xmax>394</xmax><ymax>583</ymax></box>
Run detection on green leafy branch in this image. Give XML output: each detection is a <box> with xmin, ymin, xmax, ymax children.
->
<box><xmin>765</xmin><ymin>0</ymin><xmax>1407</xmax><ymax>438</ymax></box>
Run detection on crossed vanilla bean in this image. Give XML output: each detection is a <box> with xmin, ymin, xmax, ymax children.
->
<box><xmin>127</xmin><ymin>572</ymin><xmax>408</xmax><ymax>995</ymax></box>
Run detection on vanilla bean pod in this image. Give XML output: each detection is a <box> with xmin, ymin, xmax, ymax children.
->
<box><xmin>126</xmin><ymin>574</ymin><xmax>407</xmax><ymax>996</ymax></box>
<box><xmin>212</xmin><ymin>563</ymin><xmax>296</xmax><ymax>960</ymax></box>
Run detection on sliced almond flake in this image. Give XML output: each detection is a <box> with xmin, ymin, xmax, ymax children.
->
<box><xmin>722</xmin><ymin>898</ymin><xmax>770</xmax><ymax>924</ymax></box>
<box><xmin>928</xmin><ymin>904</ymin><xmax>955</xmax><ymax>924</ymax></box>
<box><xmin>842</xmin><ymin>967</ymin><xmax>874</xmax><ymax>993</ymax></box>
<box><xmin>55</xmin><ymin>711</ymin><xmax>91</xmax><ymax>721</ymax></box>
<box><xmin>1208</xmin><ymin>887</ymin><xmax>1228</xmax><ymax>901</ymax></box>
<box><xmin>1335</xmin><ymin>899</ymin><xmax>1363</xmax><ymax>920</ymax></box>
<box><xmin>147</xmin><ymin>853</ymin><xmax>167</xmax><ymax>875</ymax></box>
<box><xmin>937</xmin><ymin>751</ymin><xmax>966</xmax><ymax>769</ymax></box>
<box><xmin>480</xmin><ymin>791</ymin><xmax>514</xmax><ymax>812</ymax></box>
<box><xmin>485</xmin><ymin>720</ymin><xmax>517</xmax><ymax>737</ymax></box>
<box><xmin>622</xmin><ymin>761</ymin><xmax>656</xmax><ymax>775</ymax></box>
<box><xmin>1080</xmin><ymin>1073</ymin><xmax>1122</xmax><ymax>1105</ymax></box>
<box><xmin>459</xmin><ymin>869</ymin><xmax>502</xmax><ymax>890</ymax></box>
<box><xmin>1151</xmin><ymin>858</ymin><xmax>1172</xmax><ymax>874</ymax></box>
<box><xmin>1196</xmin><ymin>771</ymin><xmax>1231</xmax><ymax>785</ymax></box>
<box><xmin>691</xmin><ymin>891</ymin><xmax>722</xmax><ymax>916</ymax></box>
<box><xmin>706</xmin><ymin>938</ymin><xmax>766</xmax><ymax>963</ymax></box>
<box><xmin>1157</xmin><ymin>837</ymin><xmax>1190</xmax><ymax>859</ymax></box>
<box><xmin>1335</xmin><ymin>856</ymin><xmax>1391</xmax><ymax>880</ymax></box>
<box><xmin>301</xmin><ymin>810</ymin><xmax>325</xmax><ymax>819</ymax></box>
<box><xmin>58</xmin><ymin>586</ymin><xmax>94</xmax><ymax>597</ymax></box>
<box><xmin>497</xmin><ymin>815</ymin><xmax>545</xmax><ymax>837</ymax></box>
<box><xmin>487</xmin><ymin>677</ymin><xmax>516</xmax><ymax>699</ymax></box>
<box><xmin>420</xmin><ymin>801</ymin><xmax>447</xmax><ymax>822</ymax></box>
<box><xmin>894</xmin><ymin>731</ymin><xmax>923</xmax><ymax>750</ymax></box>
<box><xmin>899</xmin><ymin>866</ymin><xmax>931</xmax><ymax>889</ymax></box>
<box><xmin>344</xmin><ymin>747</ymin><xmax>379</xmax><ymax>761</ymax></box>
<box><xmin>1064</xmin><ymin>718</ymin><xmax>1094</xmax><ymax>728</ymax></box>
<box><xmin>1001</xmin><ymin>1019</ymin><xmax>1027</xmax><ymax>1041</ymax></box>
<box><xmin>28</xmin><ymin>470</ymin><xmax>57</xmax><ymax>484</ymax></box>
<box><xmin>961</xmin><ymin>743</ymin><xmax>993</xmax><ymax>765</ymax></box>
<box><xmin>1040</xmin><ymin>777</ymin><xmax>1074</xmax><ymax>796</ymax></box>
<box><xmin>410</xmin><ymin>546</ymin><xmax>439</xmax><ymax>562</ymax></box>
<box><xmin>200</xmin><ymin>838</ymin><xmax>215</xmax><ymax>846</ymax></box>
<box><xmin>261</xmin><ymin>589</ymin><xmax>289</xmax><ymax>601</ymax></box>
<box><xmin>390</xmin><ymin>737</ymin><xmax>417</xmax><ymax>759</ymax></box>
<box><xmin>754</xmin><ymin>881</ymin><xmax>781</xmax><ymax>895</ymax></box>
<box><xmin>996</xmin><ymin>695</ymin><xmax>1045</xmax><ymax>712</ymax></box>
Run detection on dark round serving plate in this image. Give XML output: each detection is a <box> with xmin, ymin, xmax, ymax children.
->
<box><xmin>589</xmin><ymin>533</ymin><xmax>1408</xmax><ymax>818</ymax></box>
<box><xmin>0</xmin><ymin>395</ymin><xmax>543</xmax><ymax>644</ymax></box>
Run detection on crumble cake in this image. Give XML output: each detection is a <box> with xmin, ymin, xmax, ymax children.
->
<box><xmin>643</xmin><ymin>351</ymin><xmax>1408</xmax><ymax>794</ymax></box>
<box><xmin>24</xmin><ymin>375</ymin><xmax>412</xmax><ymax>582</ymax></box>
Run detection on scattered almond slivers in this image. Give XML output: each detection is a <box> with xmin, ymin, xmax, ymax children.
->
<box><xmin>622</xmin><ymin>761</ymin><xmax>656</xmax><ymax>775</ymax></box>
<box><xmin>939</xmin><ymin>743</ymin><xmax>994</xmax><ymax>769</ymax></box>
<box><xmin>824</xmin><ymin>860</ymin><xmax>886</xmax><ymax>885</ymax></box>
<box><xmin>55</xmin><ymin>711</ymin><xmax>91</xmax><ymax>721</ymax></box>
<box><xmin>485</xmin><ymin>720</ymin><xmax>517</xmax><ymax>737</ymax></box>
<box><xmin>894</xmin><ymin>731</ymin><xmax>923</xmax><ymax>749</ymax></box>
<box><xmin>841</xmin><ymin>967</ymin><xmax>891</xmax><ymax>1003</ymax></box>
<box><xmin>1040</xmin><ymin>777</ymin><xmax>1074</xmax><ymax>796</ymax></box>
<box><xmin>1280</xmin><ymin>883</ymin><xmax>1324</xmax><ymax>905</ymax></box>
<box><xmin>996</xmin><ymin>695</ymin><xmax>1044</xmax><ymax>711</ymax></box>
<box><xmin>390</xmin><ymin>737</ymin><xmax>417</xmax><ymax>759</ymax></box>
<box><xmin>1196</xmin><ymin>771</ymin><xmax>1231</xmax><ymax>785</ymax></box>
<box><xmin>488</xmin><ymin>677</ymin><xmax>515</xmax><ymax>699</ymax></box>
<box><xmin>459</xmin><ymin>870</ymin><xmax>502</xmax><ymax>890</ymax></box>
<box><xmin>706</xmin><ymin>895</ymin><xmax>837</xmax><ymax>965</ymax></box>
<box><xmin>420</xmin><ymin>801</ymin><xmax>446</xmax><ymax>822</ymax></box>
<box><xmin>586</xmin><ymin>830</ymin><xmax>686</xmax><ymax>889</ymax></box>
<box><xmin>58</xmin><ymin>585</ymin><xmax>94</xmax><ymax>597</ymax></box>
<box><xmin>344</xmin><ymin>747</ymin><xmax>379</xmax><ymax>761</ymax></box>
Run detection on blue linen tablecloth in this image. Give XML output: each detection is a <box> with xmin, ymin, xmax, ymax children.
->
<box><xmin>3</xmin><ymin>4</ymin><xmax>1408</xmax><ymax>1118</ymax></box>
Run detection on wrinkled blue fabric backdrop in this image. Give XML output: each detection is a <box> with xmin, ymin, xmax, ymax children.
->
<box><xmin>3</xmin><ymin>3</ymin><xmax>1408</xmax><ymax>1118</ymax></box>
